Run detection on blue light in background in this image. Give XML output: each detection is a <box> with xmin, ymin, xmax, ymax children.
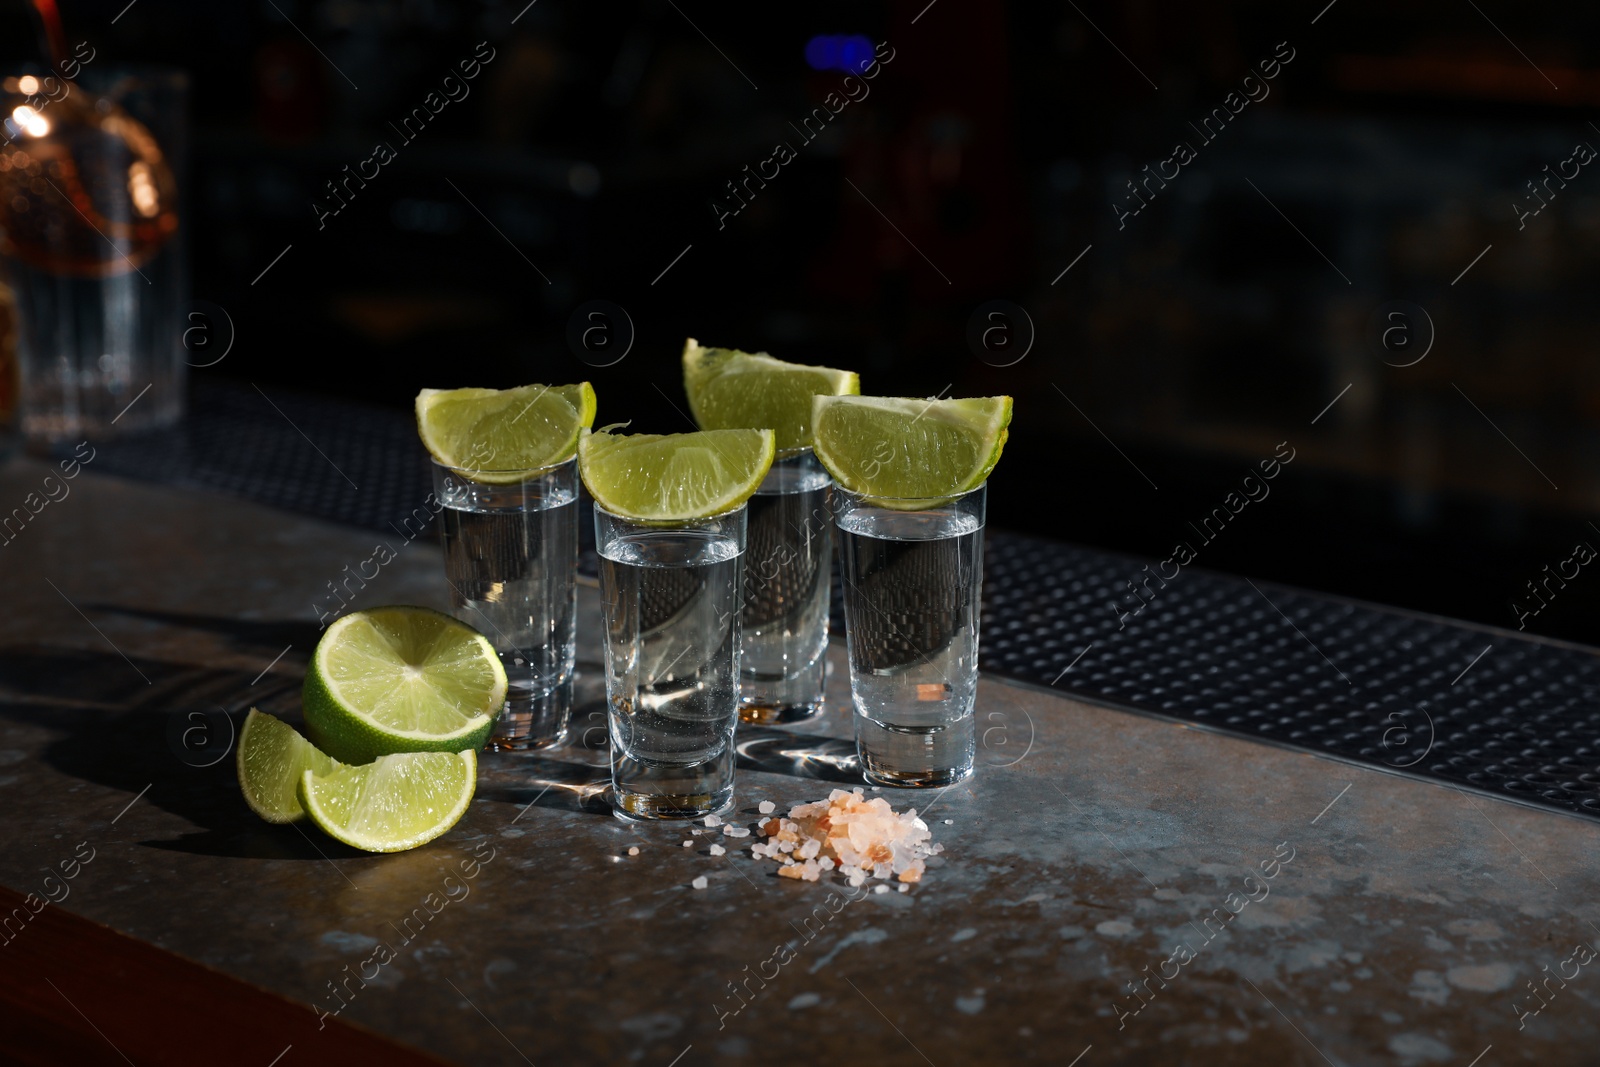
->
<box><xmin>837</xmin><ymin>36</ymin><xmax>873</xmax><ymax>75</ymax></box>
<box><xmin>804</xmin><ymin>35</ymin><xmax>838</xmax><ymax>71</ymax></box>
<box><xmin>804</xmin><ymin>35</ymin><xmax>874</xmax><ymax>74</ymax></box>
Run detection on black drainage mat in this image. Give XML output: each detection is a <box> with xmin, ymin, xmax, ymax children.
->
<box><xmin>977</xmin><ymin>530</ymin><xmax>1600</xmax><ymax>822</ymax></box>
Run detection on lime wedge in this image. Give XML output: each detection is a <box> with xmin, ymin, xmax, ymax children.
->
<box><xmin>299</xmin><ymin>749</ymin><xmax>477</xmax><ymax>853</ymax></box>
<box><xmin>303</xmin><ymin>606</ymin><xmax>507</xmax><ymax>765</ymax></box>
<box><xmin>811</xmin><ymin>394</ymin><xmax>1012</xmax><ymax>507</ymax></box>
<box><xmin>578</xmin><ymin>427</ymin><xmax>775</xmax><ymax>522</ymax></box>
<box><xmin>416</xmin><ymin>383</ymin><xmax>596</xmax><ymax>483</ymax></box>
<box><xmin>237</xmin><ymin>708</ymin><xmax>339</xmax><ymax>823</ymax></box>
<box><xmin>682</xmin><ymin>339</ymin><xmax>859</xmax><ymax>452</ymax></box>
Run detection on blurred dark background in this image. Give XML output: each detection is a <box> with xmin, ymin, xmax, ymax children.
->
<box><xmin>7</xmin><ymin>0</ymin><xmax>1599</xmax><ymax>644</ymax></box>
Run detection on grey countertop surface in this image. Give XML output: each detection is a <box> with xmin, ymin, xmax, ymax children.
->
<box><xmin>3</xmin><ymin>459</ymin><xmax>1599</xmax><ymax>1066</ymax></box>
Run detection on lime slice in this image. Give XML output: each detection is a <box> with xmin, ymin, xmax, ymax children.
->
<box><xmin>811</xmin><ymin>394</ymin><xmax>1012</xmax><ymax>507</ymax></box>
<box><xmin>303</xmin><ymin>606</ymin><xmax>507</xmax><ymax>766</ymax></box>
<box><xmin>237</xmin><ymin>708</ymin><xmax>339</xmax><ymax>823</ymax></box>
<box><xmin>577</xmin><ymin>427</ymin><xmax>776</xmax><ymax>522</ymax></box>
<box><xmin>682</xmin><ymin>338</ymin><xmax>859</xmax><ymax>452</ymax></box>
<box><xmin>299</xmin><ymin>749</ymin><xmax>477</xmax><ymax>853</ymax></box>
<box><xmin>416</xmin><ymin>383</ymin><xmax>596</xmax><ymax>484</ymax></box>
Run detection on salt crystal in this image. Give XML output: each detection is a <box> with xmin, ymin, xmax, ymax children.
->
<box><xmin>682</xmin><ymin>841</ymin><xmax>693</xmax><ymax>848</ymax></box>
<box><xmin>743</xmin><ymin>787</ymin><xmax>943</xmax><ymax>888</ymax></box>
<box><xmin>709</xmin><ymin>844</ymin><xmax>726</xmax><ymax>856</ymax></box>
<box><xmin>870</xmin><ymin>786</ymin><xmax>881</xmax><ymax>791</ymax></box>
<box><xmin>704</xmin><ymin>814</ymin><xmax>722</xmax><ymax>827</ymax></box>
<box><xmin>943</xmin><ymin>819</ymin><xmax>953</xmax><ymax>825</ymax></box>
<box><xmin>899</xmin><ymin>884</ymin><xmax>910</xmax><ymax>893</ymax></box>
<box><xmin>758</xmin><ymin>800</ymin><xmax>776</xmax><ymax>814</ymax></box>
<box><xmin>691</xmin><ymin>876</ymin><xmax>708</xmax><ymax>890</ymax></box>
<box><xmin>627</xmin><ymin>846</ymin><xmax>640</xmax><ymax>856</ymax></box>
<box><xmin>874</xmin><ymin>885</ymin><xmax>889</xmax><ymax>895</ymax></box>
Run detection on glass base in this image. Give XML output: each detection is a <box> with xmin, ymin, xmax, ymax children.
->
<box><xmin>860</xmin><ymin>763</ymin><xmax>974</xmax><ymax>789</ymax></box>
<box><xmin>738</xmin><ymin>699</ymin><xmax>824</xmax><ymax>725</ymax></box>
<box><xmin>610</xmin><ymin>746</ymin><xmax>736</xmax><ymax>821</ymax></box>
<box><xmin>855</xmin><ymin>714</ymin><xmax>975</xmax><ymax>788</ymax></box>
<box><xmin>487</xmin><ymin>677</ymin><xmax>572</xmax><ymax>751</ymax></box>
<box><xmin>611</xmin><ymin>786</ymin><xmax>735</xmax><ymax>823</ymax></box>
<box><xmin>739</xmin><ymin>657</ymin><xmax>826</xmax><ymax>725</ymax></box>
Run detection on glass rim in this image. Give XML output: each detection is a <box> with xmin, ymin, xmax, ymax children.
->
<box><xmin>773</xmin><ymin>445</ymin><xmax>817</xmax><ymax>461</ymax></box>
<box><xmin>592</xmin><ymin>500</ymin><xmax>748</xmax><ymax>525</ymax></box>
<box><xmin>834</xmin><ymin>481</ymin><xmax>987</xmax><ymax>507</ymax></box>
<box><xmin>429</xmin><ymin>453</ymin><xmax>576</xmax><ymax>477</ymax></box>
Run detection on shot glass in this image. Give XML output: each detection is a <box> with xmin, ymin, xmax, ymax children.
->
<box><xmin>595</xmin><ymin>504</ymin><xmax>747</xmax><ymax>821</ymax></box>
<box><xmin>835</xmin><ymin>483</ymin><xmax>986</xmax><ymax>787</ymax></box>
<box><xmin>738</xmin><ymin>448</ymin><xmax>833</xmax><ymax>724</ymax></box>
<box><xmin>432</xmin><ymin>457</ymin><xmax>578</xmax><ymax>750</ymax></box>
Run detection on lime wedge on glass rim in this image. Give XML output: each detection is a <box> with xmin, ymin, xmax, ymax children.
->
<box><xmin>237</xmin><ymin>708</ymin><xmax>339</xmax><ymax>823</ymax></box>
<box><xmin>302</xmin><ymin>606</ymin><xmax>507</xmax><ymax>766</ymax></box>
<box><xmin>299</xmin><ymin>749</ymin><xmax>477</xmax><ymax>853</ymax></box>
<box><xmin>577</xmin><ymin>427</ymin><xmax>776</xmax><ymax>522</ymax></box>
<box><xmin>415</xmin><ymin>383</ymin><xmax>596</xmax><ymax>483</ymax></box>
<box><xmin>682</xmin><ymin>339</ymin><xmax>859</xmax><ymax>452</ymax></box>
<box><xmin>811</xmin><ymin>394</ymin><xmax>1013</xmax><ymax>508</ymax></box>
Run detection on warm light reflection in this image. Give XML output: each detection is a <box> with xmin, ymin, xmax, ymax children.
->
<box><xmin>16</xmin><ymin>75</ymin><xmax>38</xmax><ymax>96</ymax></box>
<box><xmin>522</xmin><ymin>776</ymin><xmax>610</xmax><ymax>801</ymax></box>
<box><xmin>127</xmin><ymin>161</ymin><xmax>159</xmax><ymax>216</ymax></box>
<box><xmin>10</xmin><ymin>105</ymin><xmax>49</xmax><ymax>138</ymax></box>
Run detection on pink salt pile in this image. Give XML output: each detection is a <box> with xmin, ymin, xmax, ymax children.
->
<box><xmin>750</xmin><ymin>787</ymin><xmax>942</xmax><ymax>885</ymax></box>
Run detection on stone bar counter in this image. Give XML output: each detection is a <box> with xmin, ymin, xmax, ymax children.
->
<box><xmin>2</xmin><ymin>459</ymin><xmax>1597</xmax><ymax>1066</ymax></box>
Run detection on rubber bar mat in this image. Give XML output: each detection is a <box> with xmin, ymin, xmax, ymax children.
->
<box><xmin>976</xmin><ymin>531</ymin><xmax>1600</xmax><ymax>821</ymax></box>
<box><xmin>76</xmin><ymin>381</ymin><xmax>1600</xmax><ymax>822</ymax></box>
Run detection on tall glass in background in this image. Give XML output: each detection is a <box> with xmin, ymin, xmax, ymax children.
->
<box><xmin>0</xmin><ymin>68</ymin><xmax>188</xmax><ymax>441</ymax></box>
<box><xmin>836</xmin><ymin>484</ymin><xmax>986</xmax><ymax>787</ymax></box>
<box><xmin>738</xmin><ymin>449</ymin><xmax>832</xmax><ymax>724</ymax></box>
<box><xmin>596</xmin><ymin>504</ymin><xmax>746</xmax><ymax>821</ymax></box>
<box><xmin>0</xmin><ymin>280</ymin><xmax>18</xmax><ymax>459</ymax></box>
<box><xmin>432</xmin><ymin>458</ymin><xmax>578</xmax><ymax>750</ymax></box>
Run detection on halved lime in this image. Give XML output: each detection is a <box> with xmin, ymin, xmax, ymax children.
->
<box><xmin>303</xmin><ymin>606</ymin><xmax>507</xmax><ymax>766</ymax></box>
<box><xmin>577</xmin><ymin>427</ymin><xmax>776</xmax><ymax>521</ymax></box>
<box><xmin>416</xmin><ymin>383</ymin><xmax>596</xmax><ymax>484</ymax></box>
<box><xmin>237</xmin><ymin>708</ymin><xmax>339</xmax><ymax>823</ymax></box>
<box><xmin>682</xmin><ymin>339</ymin><xmax>859</xmax><ymax>452</ymax></box>
<box><xmin>299</xmin><ymin>749</ymin><xmax>477</xmax><ymax>853</ymax></box>
<box><xmin>811</xmin><ymin>394</ymin><xmax>1012</xmax><ymax>507</ymax></box>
